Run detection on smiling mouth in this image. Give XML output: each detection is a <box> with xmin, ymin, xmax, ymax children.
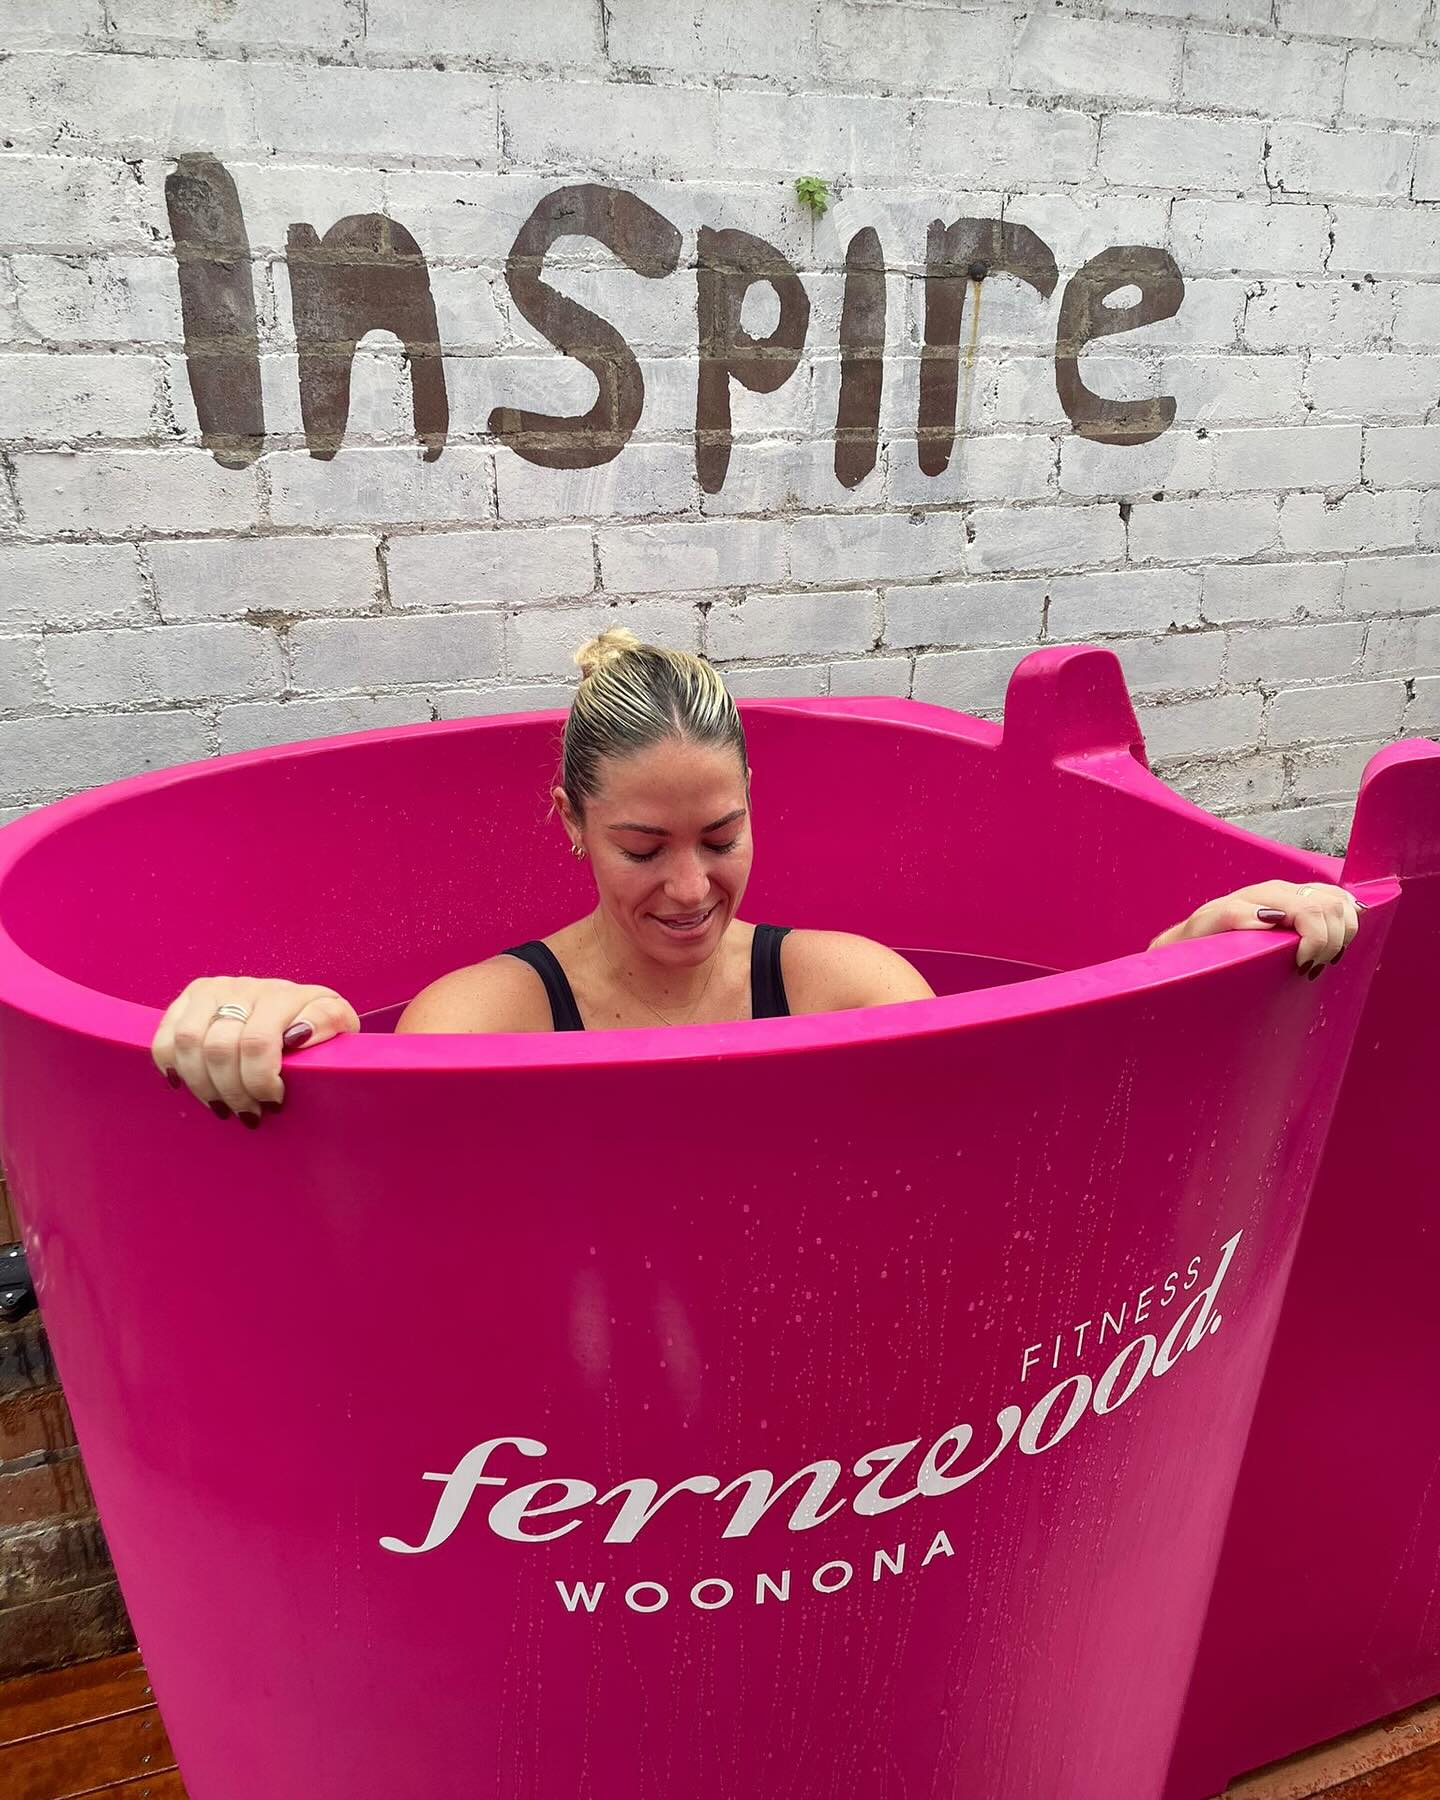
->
<box><xmin>653</xmin><ymin>905</ymin><xmax>717</xmax><ymax>930</ymax></box>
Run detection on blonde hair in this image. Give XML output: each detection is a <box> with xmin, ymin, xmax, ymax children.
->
<box><xmin>561</xmin><ymin>627</ymin><xmax>747</xmax><ymax>815</ymax></box>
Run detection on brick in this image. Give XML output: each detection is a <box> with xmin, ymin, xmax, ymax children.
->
<box><xmin>1342</xmin><ymin>552</ymin><xmax>1440</xmax><ymax>613</ymax></box>
<box><xmin>710</xmin><ymin>589</ymin><xmax>876</xmax><ymax>661</ymax></box>
<box><xmin>252</xmin><ymin>64</ymin><xmax>498</xmax><ymax>164</ymax></box>
<box><xmin>496</xmin><ymin>444</ymin><xmax>697</xmax><ymax>525</ymax></box>
<box><xmin>789</xmin><ymin>512</ymin><xmax>971</xmax><ymax>586</ymax></box>
<box><xmin>1108</xmin><ymin>0</ymin><xmax>1269</xmax><ymax>21</ymax></box>
<box><xmin>820</xmin><ymin>1</ymin><xmax>1014</xmax><ymax>93</ymax></box>
<box><xmin>0</xmin><ymin>1516</ymin><xmax>113</xmax><ymax>1608</ymax></box>
<box><xmin>9</xmin><ymin>255</ymin><xmax>183</xmax><ymax>345</ymax></box>
<box><xmin>14</xmin><ymin>450</ymin><xmax>261</xmax><ymax>536</ymax></box>
<box><xmin>1287</xmin><ymin>738</ymin><xmax>1394</xmax><ymax>806</ymax></box>
<box><xmin>887</xmin><ymin>435</ymin><xmax>1057</xmax><ymax>509</ymax></box>
<box><xmin>45</xmin><ymin>621</ymin><xmax>282</xmax><ymax>706</ymax></box>
<box><xmin>1280</xmin><ymin>489</ymin><xmax>1420</xmax><ymax>554</ymax></box>
<box><xmin>1266</xmin><ymin>678</ymin><xmax>1407</xmax><ymax>743</ymax></box>
<box><xmin>1169</xmin><ymin>200</ymin><xmax>1331</xmax><ymax>276</ymax></box>
<box><xmin>1264</xmin><ymin>123</ymin><xmax>1413</xmax><ymax>200</ymax></box>
<box><xmin>1344</xmin><ymin>48</ymin><xmax>1440</xmax><ymax>124</ymax></box>
<box><xmin>386</xmin><ymin>526</ymin><xmax>593</xmax><ymax>611</ymax></box>
<box><xmin>700</xmin><ymin>441</ymin><xmax>881</xmax><ymax>519</ymax></box>
<box><xmin>365</xmin><ymin>0</ymin><xmax>599</xmax><ymax>64</ymax></box>
<box><xmin>1129</xmin><ymin>496</ymin><xmax>1279</xmax><ymax>565</ymax></box>
<box><xmin>499</xmin><ymin>80</ymin><xmax>717</xmax><ymax>180</ymax></box>
<box><xmin>827</xmin><ymin>656</ymin><xmax>912</xmax><ymax>697</ymax></box>
<box><xmin>1276</xmin><ymin>0</ymin><xmax>1429</xmax><ymax>41</ymax></box>
<box><xmin>433</xmin><ymin>682</ymin><xmax>572</xmax><ymax>719</ymax></box>
<box><xmin>911</xmin><ymin>645</ymin><xmax>1026</xmax><ymax>718</ymax></box>
<box><xmin>1308</xmin><ymin>354</ymin><xmax>1440</xmax><ymax>419</ymax></box>
<box><xmin>0</xmin><ymin>1580</ymin><xmax>133</xmax><ymax>1681</ymax></box>
<box><xmin>217</xmin><ymin>693</ymin><xmax>433</xmax><ymax>754</ymax></box>
<box><xmin>1110</xmin><ymin>632</ymin><xmax>1225</xmax><ymax>698</ymax></box>
<box><xmin>0</xmin><ymin>0</ymin><xmax>102</xmax><ymax>44</ymax></box>
<box><xmin>1060</xmin><ymin>434</ymin><xmax>1213</xmax><ymax>499</ymax></box>
<box><xmin>1237</xmin><ymin>802</ymin><xmax>1350</xmax><ymax>853</ymax></box>
<box><xmin>1099</xmin><ymin>114</ymin><xmax>1263</xmax><ymax>191</ymax></box>
<box><xmin>266</xmin><ymin>448</ymin><xmax>495</xmax><ymax>529</ymax></box>
<box><xmin>1392</xmin><ymin>284</ymin><xmax>1440</xmax><ymax>346</ymax></box>
<box><xmin>1241</xmin><ymin>280</ymin><xmax>1394</xmax><ymax>352</ymax></box>
<box><xmin>912</xmin><ymin>103</ymin><xmax>1097</xmax><ymax>187</ymax></box>
<box><xmin>722</xmin><ymin>663</ymin><xmax>827</xmax><ymax>699</ymax></box>
<box><xmin>1048</xmin><ymin>568</ymin><xmax>1204</xmax><ymax>639</ymax></box>
<box><xmin>508</xmin><ymin>597</ymin><xmax>698</xmax><ymax>678</ymax></box>
<box><xmin>0</xmin><ymin>51</ymin><xmax>254</xmax><ymax>158</ymax></box>
<box><xmin>1415</xmin><ymin>135</ymin><xmax>1440</xmax><ymax>200</ymax></box>
<box><xmin>885</xmin><ymin>579</ymin><xmax>1046</xmax><ymax>650</ymax></box>
<box><xmin>1181</xmin><ymin>31</ymin><xmax>1346</xmax><ymax>122</ymax></box>
<box><xmin>0</xmin><ymin>709</ymin><xmax>209</xmax><ymax>803</ymax></box>
<box><xmin>1013</xmin><ymin>13</ymin><xmax>1179</xmax><ymax>105</ymax></box>
<box><xmin>0</xmin><ymin>353</ymin><xmax>158</xmax><ymax>442</ymax></box>
<box><xmin>231</xmin><ymin>160</ymin><xmax>386</xmax><ymax>258</ymax></box>
<box><xmin>0</xmin><ymin>1451</ymin><xmax>93</xmax><ymax>1527</ymax></box>
<box><xmin>969</xmin><ymin>504</ymin><xmax>1125</xmax><ymax>574</ymax></box>
<box><xmin>598</xmin><ymin>519</ymin><xmax>786</xmax><ymax>594</ymax></box>
<box><xmin>0</xmin><ymin>156</ymin><xmax>160</xmax><ymax>252</ymax></box>
<box><xmin>1328</xmin><ymin>206</ymin><xmax>1440</xmax><ymax>275</ymax></box>
<box><xmin>0</xmin><ymin>636</ymin><xmax>46</xmax><ymax>710</ymax></box>
<box><xmin>0</xmin><ymin>1313</ymin><xmax>56</xmax><ymax>1396</ymax></box>
<box><xmin>1164</xmin><ymin>354</ymin><xmax>1308</xmax><ymax>424</ymax></box>
<box><xmin>1140</xmin><ymin>691</ymin><xmax>1263</xmax><ymax>758</ymax></box>
<box><xmin>606</xmin><ymin>0</ymin><xmax>816</xmax><ymax>81</ymax></box>
<box><xmin>108</xmin><ymin>0</ymin><xmax>361</xmax><ymax>50</ymax></box>
<box><xmin>289</xmin><ymin>612</ymin><xmax>502</xmax><ymax>691</ymax></box>
<box><xmin>1364</xmin><ymin>425</ymin><xmax>1440</xmax><ymax>486</ymax></box>
<box><xmin>0</xmin><ymin>544</ymin><xmax>144</xmax><ymax>630</ymax></box>
<box><xmin>1156</xmin><ymin>753</ymin><xmax>1287</xmax><ymax>817</ymax></box>
<box><xmin>1364</xmin><ymin>611</ymin><xmax>1440</xmax><ymax>673</ymax></box>
<box><xmin>149</xmin><ymin>535</ymin><xmax>380</xmax><ymax>622</ymax></box>
<box><xmin>716</xmin><ymin>92</ymin><xmax>916</xmax><ymax>185</ymax></box>
<box><xmin>0</xmin><ymin>1389</ymin><xmax>73</xmax><ymax>1461</ymax></box>
<box><xmin>1209</xmin><ymin>426</ymin><xmax>1362</xmax><ymax>492</ymax></box>
<box><xmin>1001</xmin><ymin>190</ymin><xmax>1172</xmax><ymax>271</ymax></box>
<box><xmin>1227</xmin><ymin>620</ymin><xmax>1366</xmax><ymax>685</ymax></box>
<box><xmin>1408</xmin><ymin>674</ymin><xmax>1440</xmax><ymax>729</ymax></box>
<box><xmin>1202</xmin><ymin>561</ymin><xmax>1346</xmax><ymax>625</ymax></box>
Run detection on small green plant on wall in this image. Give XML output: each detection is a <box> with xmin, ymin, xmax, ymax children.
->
<box><xmin>793</xmin><ymin>175</ymin><xmax>831</xmax><ymax>219</ymax></box>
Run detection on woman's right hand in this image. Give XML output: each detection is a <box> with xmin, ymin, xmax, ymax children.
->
<box><xmin>151</xmin><ymin>978</ymin><xmax>360</xmax><ymax>1127</ymax></box>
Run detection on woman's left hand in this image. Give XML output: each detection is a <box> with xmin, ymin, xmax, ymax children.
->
<box><xmin>1148</xmin><ymin>880</ymin><xmax>1362</xmax><ymax>976</ymax></box>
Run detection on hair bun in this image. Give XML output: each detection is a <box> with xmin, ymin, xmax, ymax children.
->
<box><xmin>574</xmin><ymin>626</ymin><xmax>642</xmax><ymax>682</ymax></box>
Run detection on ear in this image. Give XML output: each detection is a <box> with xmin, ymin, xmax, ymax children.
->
<box><xmin>552</xmin><ymin>786</ymin><xmax>581</xmax><ymax>842</ymax></box>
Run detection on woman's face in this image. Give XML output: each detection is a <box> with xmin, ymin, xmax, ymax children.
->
<box><xmin>560</xmin><ymin>736</ymin><xmax>753</xmax><ymax>964</ymax></box>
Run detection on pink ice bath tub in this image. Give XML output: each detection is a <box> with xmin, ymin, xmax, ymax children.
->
<box><xmin>0</xmin><ymin>647</ymin><xmax>1434</xmax><ymax>1800</ymax></box>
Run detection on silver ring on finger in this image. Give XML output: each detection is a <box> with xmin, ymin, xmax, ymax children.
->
<box><xmin>212</xmin><ymin>1002</ymin><xmax>251</xmax><ymax>1024</ymax></box>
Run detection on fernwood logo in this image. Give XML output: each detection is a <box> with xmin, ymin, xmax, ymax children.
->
<box><xmin>380</xmin><ymin>1230</ymin><xmax>1241</xmax><ymax>1615</ymax></box>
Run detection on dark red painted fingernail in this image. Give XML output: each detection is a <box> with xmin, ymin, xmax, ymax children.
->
<box><xmin>239</xmin><ymin>1111</ymin><xmax>261</xmax><ymax>1130</ymax></box>
<box><xmin>1307</xmin><ymin>962</ymin><xmax>1324</xmax><ymax>980</ymax></box>
<box><xmin>262</xmin><ymin>1100</ymin><xmax>283</xmax><ymax>1113</ymax></box>
<box><xmin>1256</xmin><ymin>907</ymin><xmax>1287</xmax><ymax>923</ymax></box>
<box><xmin>209</xmin><ymin>1101</ymin><xmax>231</xmax><ymax>1120</ymax></box>
<box><xmin>1333</xmin><ymin>947</ymin><xmax>1344</xmax><ymax>964</ymax></box>
<box><xmin>282</xmin><ymin>1023</ymin><xmax>313</xmax><ymax>1050</ymax></box>
<box><xmin>164</xmin><ymin>1068</ymin><xmax>182</xmax><ymax>1088</ymax></box>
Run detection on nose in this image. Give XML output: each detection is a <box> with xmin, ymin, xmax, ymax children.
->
<box><xmin>663</xmin><ymin>851</ymin><xmax>710</xmax><ymax>910</ymax></box>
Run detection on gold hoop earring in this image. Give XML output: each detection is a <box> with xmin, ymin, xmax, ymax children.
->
<box><xmin>570</xmin><ymin>842</ymin><xmax>586</xmax><ymax>861</ymax></box>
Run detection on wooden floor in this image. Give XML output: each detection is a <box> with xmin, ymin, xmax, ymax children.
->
<box><xmin>0</xmin><ymin>1651</ymin><xmax>1434</xmax><ymax>1799</ymax></box>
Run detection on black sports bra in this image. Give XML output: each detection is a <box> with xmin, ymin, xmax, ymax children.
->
<box><xmin>503</xmin><ymin>924</ymin><xmax>792</xmax><ymax>1032</ymax></box>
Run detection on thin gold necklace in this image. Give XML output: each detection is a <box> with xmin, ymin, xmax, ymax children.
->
<box><xmin>591</xmin><ymin>917</ymin><xmax>721</xmax><ymax>1027</ymax></box>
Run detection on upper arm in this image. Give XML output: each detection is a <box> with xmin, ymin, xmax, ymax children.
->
<box><xmin>394</xmin><ymin>954</ymin><xmax>554</xmax><ymax>1034</ymax></box>
<box><xmin>782</xmin><ymin>930</ymin><xmax>934</xmax><ymax>1015</ymax></box>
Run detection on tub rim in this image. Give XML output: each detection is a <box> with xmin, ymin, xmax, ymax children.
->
<box><xmin>0</xmin><ymin>699</ymin><xmax>1387</xmax><ymax>1073</ymax></box>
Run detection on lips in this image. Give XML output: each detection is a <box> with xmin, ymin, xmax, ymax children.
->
<box><xmin>653</xmin><ymin>904</ymin><xmax>716</xmax><ymax>931</ymax></box>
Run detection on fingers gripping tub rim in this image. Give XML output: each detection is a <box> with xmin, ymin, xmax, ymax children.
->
<box><xmin>379</xmin><ymin>1230</ymin><xmax>1241</xmax><ymax>1560</ymax></box>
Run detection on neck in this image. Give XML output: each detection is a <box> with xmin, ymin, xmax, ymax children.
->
<box><xmin>590</xmin><ymin>908</ymin><xmax>723</xmax><ymax>1011</ymax></box>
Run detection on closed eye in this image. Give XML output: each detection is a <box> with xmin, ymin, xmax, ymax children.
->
<box><xmin>619</xmin><ymin>837</ymin><xmax>740</xmax><ymax>865</ymax></box>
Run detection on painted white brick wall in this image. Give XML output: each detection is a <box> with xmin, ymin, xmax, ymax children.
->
<box><xmin>0</xmin><ymin>0</ymin><xmax>1436</xmax><ymax>855</ymax></box>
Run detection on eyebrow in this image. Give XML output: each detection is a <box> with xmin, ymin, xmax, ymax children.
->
<box><xmin>609</xmin><ymin>808</ymin><xmax>748</xmax><ymax>839</ymax></box>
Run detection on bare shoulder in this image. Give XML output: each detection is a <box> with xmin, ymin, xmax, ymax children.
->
<box><xmin>781</xmin><ymin>929</ymin><xmax>934</xmax><ymax>1014</ymax></box>
<box><xmin>395</xmin><ymin>952</ymin><xmax>554</xmax><ymax>1034</ymax></box>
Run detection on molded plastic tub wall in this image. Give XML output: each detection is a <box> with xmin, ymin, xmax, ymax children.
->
<box><xmin>0</xmin><ymin>649</ymin><xmax>1415</xmax><ymax>1800</ymax></box>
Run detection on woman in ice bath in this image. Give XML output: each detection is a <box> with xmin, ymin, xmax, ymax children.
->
<box><xmin>152</xmin><ymin>630</ymin><xmax>1362</xmax><ymax>1126</ymax></box>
